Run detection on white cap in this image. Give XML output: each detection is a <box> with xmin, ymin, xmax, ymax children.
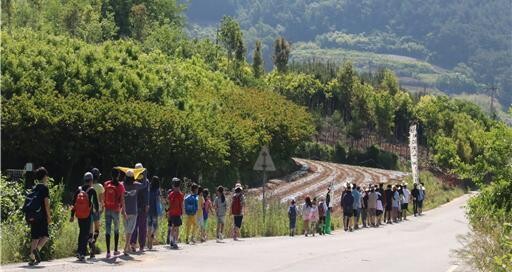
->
<box><xmin>135</xmin><ymin>163</ymin><xmax>143</xmax><ymax>169</ymax></box>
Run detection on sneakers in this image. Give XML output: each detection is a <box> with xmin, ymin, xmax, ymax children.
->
<box><xmin>77</xmin><ymin>255</ymin><xmax>86</xmax><ymax>262</ymax></box>
<box><xmin>113</xmin><ymin>251</ymin><xmax>121</xmax><ymax>256</ymax></box>
<box><xmin>34</xmin><ymin>249</ymin><xmax>42</xmax><ymax>263</ymax></box>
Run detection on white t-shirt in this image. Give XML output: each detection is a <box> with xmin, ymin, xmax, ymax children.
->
<box><xmin>402</xmin><ymin>188</ymin><xmax>410</xmax><ymax>203</ymax></box>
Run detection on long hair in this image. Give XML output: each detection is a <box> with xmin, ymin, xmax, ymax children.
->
<box><xmin>305</xmin><ymin>196</ymin><xmax>312</xmax><ymax>207</ymax></box>
<box><xmin>150</xmin><ymin>176</ymin><xmax>160</xmax><ymax>191</ymax></box>
<box><xmin>217</xmin><ymin>186</ymin><xmax>225</xmax><ymax>203</ymax></box>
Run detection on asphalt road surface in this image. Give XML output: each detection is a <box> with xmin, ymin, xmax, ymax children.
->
<box><xmin>2</xmin><ymin>194</ymin><xmax>472</xmax><ymax>272</ymax></box>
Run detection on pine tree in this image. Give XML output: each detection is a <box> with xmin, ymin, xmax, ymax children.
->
<box><xmin>252</xmin><ymin>40</ymin><xmax>264</xmax><ymax>78</ymax></box>
<box><xmin>273</xmin><ymin>36</ymin><xmax>291</xmax><ymax>73</ymax></box>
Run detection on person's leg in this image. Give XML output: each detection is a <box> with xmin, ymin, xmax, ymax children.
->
<box><xmin>105</xmin><ymin>210</ymin><xmax>112</xmax><ymax>255</ymax></box>
<box><xmin>113</xmin><ymin>212</ymin><xmax>120</xmax><ymax>254</ymax></box>
<box><xmin>185</xmin><ymin>216</ymin><xmax>191</xmax><ymax>243</ymax></box>
<box><xmin>362</xmin><ymin>208</ymin><xmax>367</xmax><ymax>227</ymax></box>
<box><xmin>130</xmin><ymin>215</ymin><xmax>139</xmax><ymax>250</ymax></box>
<box><xmin>78</xmin><ymin>218</ymin><xmax>91</xmax><ymax>259</ymax></box>
<box><xmin>191</xmin><ymin>216</ymin><xmax>197</xmax><ymax>243</ymax></box>
<box><xmin>138</xmin><ymin>212</ymin><xmax>147</xmax><ymax>250</ymax></box>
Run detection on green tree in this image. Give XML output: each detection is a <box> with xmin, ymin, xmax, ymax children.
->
<box><xmin>130</xmin><ymin>3</ymin><xmax>149</xmax><ymax>41</ymax></box>
<box><xmin>252</xmin><ymin>40</ymin><xmax>264</xmax><ymax>78</ymax></box>
<box><xmin>272</xmin><ymin>36</ymin><xmax>291</xmax><ymax>73</ymax></box>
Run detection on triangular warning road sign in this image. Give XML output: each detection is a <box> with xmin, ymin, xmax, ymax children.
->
<box><xmin>253</xmin><ymin>146</ymin><xmax>276</xmax><ymax>171</ymax></box>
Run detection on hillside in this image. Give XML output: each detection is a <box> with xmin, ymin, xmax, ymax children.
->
<box><xmin>186</xmin><ymin>0</ymin><xmax>512</xmax><ymax>107</ymax></box>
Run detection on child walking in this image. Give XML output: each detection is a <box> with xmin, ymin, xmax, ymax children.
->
<box><xmin>200</xmin><ymin>189</ymin><xmax>213</xmax><ymax>242</ymax></box>
<box><xmin>310</xmin><ymin>198</ymin><xmax>319</xmax><ymax>236</ymax></box>
<box><xmin>303</xmin><ymin>196</ymin><xmax>312</xmax><ymax>236</ymax></box>
<box><xmin>168</xmin><ymin>178</ymin><xmax>184</xmax><ymax>250</ymax></box>
<box><xmin>317</xmin><ymin>196</ymin><xmax>327</xmax><ymax>235</ymax></box>
<box><xmin>70</xmin><ymin>172</ymin><xmax>99</xmax><ymax>262</ymax></box>
<box><xmin>288</xmin><ymin>199</ymin><xmax>297</xmax><ymax>236</ymax></box>
<box><xmin>214</xmin><ymin>186</ymin><xmax>227</xmax><ymax>242</ymax></box>
<box><xmin>184</xmin><ymin>183</ymin><xmax>199</xmax><ymax>244</ymax></box>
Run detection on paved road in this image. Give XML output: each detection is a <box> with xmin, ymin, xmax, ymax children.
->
<box><xmin>2</xmin><ymin>194</ymin><xmax>472</xmax><ymax>272</ymax></box>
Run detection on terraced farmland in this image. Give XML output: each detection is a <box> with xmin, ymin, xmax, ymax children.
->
<box><xmin>250</xmin><ymin>158</ymin><xmax>409</xmax><ymax>203</ymax></box>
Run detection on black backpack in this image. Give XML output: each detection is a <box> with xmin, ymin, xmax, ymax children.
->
<box><xmin>22</xmin><ymin>186</ymin><xmax>44</xmax><ymax>224</ymax></box>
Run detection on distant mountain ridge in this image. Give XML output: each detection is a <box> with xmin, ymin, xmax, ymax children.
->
<box><xmin>185</xmin><ymin>0</ymin><xmax>512</xmax><ymax>107</ymax></box>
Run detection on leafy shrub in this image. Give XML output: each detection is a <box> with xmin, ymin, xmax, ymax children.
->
<box><xmin>457</xmin><ymin>180</ymin><xmax>512</xmax><ymax>272</ymax></box>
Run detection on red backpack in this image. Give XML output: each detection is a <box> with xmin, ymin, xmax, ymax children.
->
<box><xmin>104</xmin><ymin>182</ymin><xmax>118</xmax><ymax>210</ymax></box>
<box><xmin>74</xmin><ymin>187</ymin><xmax>91</xmax><ymax>219</ymax></box>
<box><xmin>231</xmin><ymin>194</ymin><xmax>242</xmax><ymax>215</ymax></box>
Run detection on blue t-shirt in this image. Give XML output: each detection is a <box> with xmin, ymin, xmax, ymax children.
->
<box><xmin>148</xmin><ymin>188</ymin><xmax>160</xmax><ymax>216</ymax></box>
<box><xmin>352</xmin><ymin>190</ymin><xmax>361</xmax><ymax>209</ymax></box>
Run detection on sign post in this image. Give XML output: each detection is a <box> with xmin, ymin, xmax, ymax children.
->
<box><xmin>253</xmin><ymin>145</ymin><xmax>276</xmax><ymax>223</ymax></box>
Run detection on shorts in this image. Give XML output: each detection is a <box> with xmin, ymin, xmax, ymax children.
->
<box><xmin>343</xmin><ymin>210</ymin><xmax>353</xmax><ymax>217</ymax></box>
<box><xmin>385</xmin><ymin>204</ymin><xmax>392</xmax><ymax>211</ymax></box>
<box><xmin>217</xmin><ymin>215</ymin><xmax>226</xmax><ymax>224</ymax></box>
<box><xmin>353</xmin><ymin>209</ymin><xmax>360</xmax><ymax>217</ymax></box>
<box><xmin>169</xmin><ymin>216</ymin><xmax>182</xmax><ymax>227</ymax></box>
<box><xmin>124</xmin><ymin>214</ymin><xmax>137</xmax><ymax>234</ymax></box>
<box><xmin>401</xmin><ymin>203</ymin><xmax>409</xmax><ymax>210</ymax></box>
<box><xmin>147</xmin><ymin>214</ymin><xmax>158</xmax><ymax>230</ymax></box>
<box><xmin>185</xmin><ymin>215</ymin><xmax>197</xmax><ymax>228</ymax></box>
<box><xmin>92</xmin><ymin>211</ymin><xmax>101</xmax><ymax>221</ymax></box>
<box><xmin>417</xmin><ymin>200</ymin><xmax>424</xmax><ymax>209</ymax></box>
<box><xmin>368</xmin><ymin>208</ymin><xmax>376</xmax><ymax>216</ymax></box>
<box><xmin>197</xmin><ymin>216</ymin><xmax>205</xmax><ymax>229</ymax></box>
<box><xmin>233</xmin><ymin>215</ymin><xmax>243</xmax><ymax>228</ymax></box>
<box><xmin>376</xmin><ymin>210</ymin><xmax>383</xmax><ymax>216</ymax></box>
<box><xmin>105</xmin><ymin>209</ymin><xmax>120</xmax><ymax>234</ymax></box>
<box><xmin>30</xmin><ymin>220</ymin><xmax>49</xmax><ymax>240</ymax></box>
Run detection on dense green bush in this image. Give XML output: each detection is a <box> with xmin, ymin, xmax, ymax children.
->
<box><xmin>457</xmin><ymin>180</ymin><xmax>512</xmax><ymax>272</ymax></box>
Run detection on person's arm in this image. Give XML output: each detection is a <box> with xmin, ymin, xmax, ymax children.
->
<box><xmin>44</xmin><ymin>197</ymin><xmax>52</xmax><ymax>224</ymax></box>
<box><xmin>70</xmin><ymin>190</ymin><xmax>78</xmax><ymax>222</ymax></box>
<box><xmin>91</xmin><ymin>190</ymin><xmax>99</xmax><ymax>212</ymax></box>
<box><xmin>121</xmin><ymin>189</ymin><xmax>127</xmax><ymax>219</ymax></box>
<box><xmin>99</xmin><ymin>187</ymin><xmax>104</xmax><ymax>213</ymax></box>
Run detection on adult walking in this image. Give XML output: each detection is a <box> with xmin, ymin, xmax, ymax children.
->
<box><xmin>341</xmin><ymin>186</ymin><xmax>354</xmax><ymax>232</ymax></box>
<box><xmin>412</xmin><ymin>183</ymin><xmax>420</xmax><ymax>216</ymax></box>
<box><xmin>324</xmin><ymin>186</ymin><xmax>333</xmax><ymax>234</ymax></box>
<box><xmin>130</xmin><ymin>163</ymin><xmax>150</xmax><ymax>252</ymax></box>
<box><xmin>147</xmin><ymin>176</ymin><xmax>161</xmax><ymax>250</ymax></box>
<box><xmin>123</xmin><ymin>170</ymin><xmax>146</xmax><ymax>256</ymax></box>
<box><xmin>367</xmin><ymin>185</ymin><xmax>378</xmax><ymax>227</ymax></box>
<box><xmin>401</xmin><ymin>184</ymin><xmax>410</xmax><ymax>220</ymax></box>
<box><xmin>103</xmin><ymin>168</ymin><xmax>125</xmax><ymax>258</ymax></box>
<box><xmin>25</xmin><ymin>167</ymin><xmax>52</xmax><ymax>266</ymax></box>
<box><xmin>70</xmin><ymin>172</ymin><xmax>99</xmax><ymax>262</ymax></box>
<box><xmin>89</xmin><ymin>168</ymin><xmax>104</xmax><ymax>259</ymax></box>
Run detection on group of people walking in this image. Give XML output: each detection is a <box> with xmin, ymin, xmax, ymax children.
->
<box><xmin>288</xmin><ymin>182</ymin><xmax>426</xmax><ymax>236</ymax></box>
<box><xmin>23</xmin><ymin>165</ymin><xmax>426</xmax><ymax>267</ymax></box>
<box><xmin>339</xmin><ymin>182</ymin><xmax>425</xmax><ymax>232</ymax></box>
<box><xmin>23</xmin><ymin>164</ymin><xmax>246</xmax><ymax>265</ymax></box>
